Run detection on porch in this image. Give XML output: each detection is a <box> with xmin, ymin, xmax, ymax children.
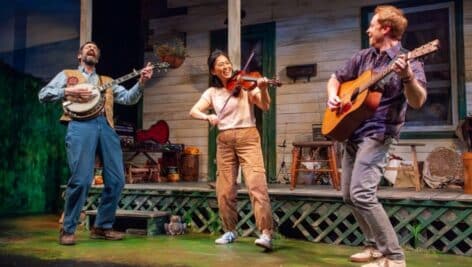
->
<box><xmin>83</xmin><ymin>182</ymin><xmax>472</xmax><ymax>256</ymax></box>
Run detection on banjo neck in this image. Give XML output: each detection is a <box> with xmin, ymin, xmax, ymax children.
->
<box><xmin>96</xmin><ymin>62</ymin><xmax>169</xmax><ymax>92</ymax></box>
<box><xmin>62</xmin><ymin>62</ymin><xmax>169</xmax><ymax>119</ymax></box>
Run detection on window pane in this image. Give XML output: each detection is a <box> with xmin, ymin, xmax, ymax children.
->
<box><xmin>403</xmin><ymin>7</ymin><xmax>453</xmax><ymax>127</ymax></box>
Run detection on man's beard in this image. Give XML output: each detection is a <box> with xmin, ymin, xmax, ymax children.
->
<box><xmin>82</xmin><ymin>55</ymin><xmax>98</xmax><ymax>66</ymax></box>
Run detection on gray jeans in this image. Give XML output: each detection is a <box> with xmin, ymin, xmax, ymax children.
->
<box><xmin>342</xmin><ymin>136</ymin><xmax>404</xmax><ymax>260</ymax></box>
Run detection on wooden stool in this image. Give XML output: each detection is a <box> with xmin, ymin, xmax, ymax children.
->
<box><xmin>387</xmin><ymin>142</ymin><xmax>425</xmax><ymax>192</ymax></box>
<box><xmin>290</xmin><ymin>141</ymin><xmax>340</xmax><ymax>190</ymax></box>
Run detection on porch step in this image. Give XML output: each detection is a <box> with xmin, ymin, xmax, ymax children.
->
<box><xmin>85</xmin><ymin>209</ymin><xmax>170</xmax><ymax>236</ymax></box>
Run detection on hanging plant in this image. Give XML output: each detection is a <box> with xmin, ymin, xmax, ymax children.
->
<box><xmin>154</xmin><ymin>38</ymin><xmax>188</xmax><ymax>69</ymax></box>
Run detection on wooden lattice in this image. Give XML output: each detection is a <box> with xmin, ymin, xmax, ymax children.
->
<box><xmin>83</xmin><ymin>187</ymin><xmax>472</xmax><ymax>256</ymax></box>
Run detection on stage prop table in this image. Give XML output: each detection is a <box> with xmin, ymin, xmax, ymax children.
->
<box><xmin>123</xmin><ymin>142</ymin><xmax>184</xmax><ymax>183</ymax></box>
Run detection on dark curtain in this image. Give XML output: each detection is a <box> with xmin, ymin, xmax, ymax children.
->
<box><xmin>0</xmin><ymin>62</ymin><xmax>68</xmax><ymax>215</ymax></box>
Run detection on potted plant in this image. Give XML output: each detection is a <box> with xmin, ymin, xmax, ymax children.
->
<box><xmin>154</xmin><ymin>38</ymin><xmax>188</xmax><ymax>69</ymax></box>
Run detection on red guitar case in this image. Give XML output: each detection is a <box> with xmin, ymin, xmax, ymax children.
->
<box><xmin>135</xmin><ymin>120</ymin><xmax>170</xmax><ymax>144</ymax></box>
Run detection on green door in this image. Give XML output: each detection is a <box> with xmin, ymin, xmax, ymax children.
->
<box><xmin>208</xmin><ymin>22</ymin><xmax>276</xmax><ymax>182</ymax></box>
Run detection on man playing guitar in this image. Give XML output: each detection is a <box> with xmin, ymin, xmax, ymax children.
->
<box><xmin>39</xmin><ymin>41</ymin><xmax>153</xmax><ymax>245</ymax></box>
<box><xmin>325</xmin><ymin>5</ymin><xmax>427</xmax><ymax>267</ymax></box>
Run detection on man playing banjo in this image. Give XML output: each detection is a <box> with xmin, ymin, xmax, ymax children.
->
<box><xmin>38</xmin><ymin>41</ymin><xmax>154</xmax><ymax>245</ymax></box>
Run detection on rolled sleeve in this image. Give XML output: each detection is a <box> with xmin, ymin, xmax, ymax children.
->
<box><xmin>38</xmin><ymin>71</ymin><xmax>67</xmax><ymax>103</ymax></box>
<box><xmin>334</xmin><ymin>53</ymin><xmax>362</xmax><ymax>83</ymax></box>
<box><xmin>113</xmin><ymin>82</ymin><xmax>143</xmax><ymax>105</ymax></box>
<box><xmin>410</xmin><ymin>60</ymin><xmax>427</xmax><ymax>88</ymax></box>
<box><xmin>201</xmin><ymin>88</ymin><xmax>213</xmax><ymax>106</ymax></box>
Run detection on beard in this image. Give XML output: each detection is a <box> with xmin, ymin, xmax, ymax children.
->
<box><xmin>82</xmin><ymin>54</ymin><xmax>98</xmax><ymax>66</ymax></box>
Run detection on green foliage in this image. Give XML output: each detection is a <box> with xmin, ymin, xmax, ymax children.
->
<box><xmin>207</xmin><ymin>211</ymin><xmax>221</xmax><ymax>234</ymax></box>
<box><xmin>411</xmin><ymin>221</ymin><xmax>422</xmax><ymax>248</ymax></box>
<box><xmin>0</xmin><ymin>62</ymin><xmax>69</xmax><ymax>215</ymax></box>
<box><xmin>183</xmin><ymin>212</ymin><xmax>193</xmax><ymax>229</ymax></box>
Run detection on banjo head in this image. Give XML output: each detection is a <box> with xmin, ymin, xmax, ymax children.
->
<box><xmin>64</xmin><ymin>84</ymin><xmax>103</xmax><ymax>114</ymax></box>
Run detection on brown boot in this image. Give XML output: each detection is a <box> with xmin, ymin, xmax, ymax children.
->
<box><xmin>59</xmin><ymin>229</ymin><xmax>76</xmax><ymax>245</ymax></box>
<box><xmin>90</xmin><ymin>227</ymin><xmax>124</xmax><ymax>240</ymax></box>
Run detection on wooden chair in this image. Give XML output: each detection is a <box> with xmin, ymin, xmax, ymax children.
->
<box><xmin>385</xmin><ymin>142</ymin><xmax>425</xmax><ymax>191</ymax></box>
<box><xmin>290</xmin><ymin>141</ymin><xmax>340</xmax><ymax>190</ymax></box>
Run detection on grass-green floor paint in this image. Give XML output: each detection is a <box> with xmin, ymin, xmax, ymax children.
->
<box><xmin>0</xmin><ymin>215</ymin><xmax>471</xmax><ymax>267</ymax></box>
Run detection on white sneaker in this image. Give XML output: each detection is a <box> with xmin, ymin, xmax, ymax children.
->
<box><xmin>361</xmin><ymin>257</ymin><xmax>406</xmax><ymax>267</ymax></box>
<box><xmin>215</xmin><ymin>231</ymin><xmax>237</xmax><ymax>245</ymax></box>
<box><xmin>350</xmin><ymin>247</ymin><xmax>383</xmax><ymax>262</ymax></box>
<box><xmin>254</xmin><ymin>233</ymin><xmax>273</xmax><ymax>251</ymax></box>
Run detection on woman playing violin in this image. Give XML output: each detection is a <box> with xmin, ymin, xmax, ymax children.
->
<box><xmin>189</xmin><ymin>49</ymin><xmax>274</xmax><ymax>251</ymax></box>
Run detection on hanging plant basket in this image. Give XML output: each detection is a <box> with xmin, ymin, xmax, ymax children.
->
<box><xmin>161</xmin><ymin>55</ymin><xmax>185</xmax><ymax>69</ymax></box>
<box><xmin>154</xmin><ymin>38</ymin><xmax>188</xmax><ymax>69</ymax></box>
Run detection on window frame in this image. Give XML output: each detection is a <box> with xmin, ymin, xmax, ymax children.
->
<box><xmin>360</xmin><ymin>0</ymin><xmax>465</xmax><ymax>139</ymax></box>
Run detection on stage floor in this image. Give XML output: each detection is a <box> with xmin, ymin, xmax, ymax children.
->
<box><xmin>1</xmin><ymin>215</ymin><xmax>472</xmax><ymax>267</ymax></box>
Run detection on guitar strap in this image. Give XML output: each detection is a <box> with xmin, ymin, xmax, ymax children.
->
<box><xmin>98</xmin><ymin>75</ymin><xmax>106</xmax><ymax>113</ymax></box>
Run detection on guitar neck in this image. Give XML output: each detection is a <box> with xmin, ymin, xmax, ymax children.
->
<box><xmin>360</xmin><ymin>39</ymin><xmax>439</xmax><ymax>91</ymax></box>
<box><xmin>362</xmin><ymin>64</ymin><xmax>395</xmax><ymax>91</ymax></box>
<box><xmin>360</xmin><ymin>53</ymin><xmax>420</xmax><ymax>92</ymax></box>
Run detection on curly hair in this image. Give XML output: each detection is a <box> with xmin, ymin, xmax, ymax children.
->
<box><xmin>374</xmin><ymin>5</ymin><xmax>408</xmax><ymax>41</ymax></box>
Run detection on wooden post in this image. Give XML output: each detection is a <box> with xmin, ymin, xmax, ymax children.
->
<box><xmin>327</xmin><ymin>145</ymin><xmax>340</xmax><ymax>190</ymax></box>
<box><xmin>290</xmin><ymin>145</ymin><xmax>301</xmax><ymax>190</ymax></box>
<box><xmin>80</xmin><ymin>0</ymin><xmax>92</xmax><ymax>44</ymax></box>
<box><xmin>410</xmin><ymin>144</ymin><xmax>421</xmax><ymax>192</ymax></box>
<box><xmin>227</xmin><ymin>0</ymin><xmax>241</xmax><ymax>69</ymax></box>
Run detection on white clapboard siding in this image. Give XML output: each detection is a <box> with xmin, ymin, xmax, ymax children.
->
<box><xmin>142</xmin><ymin>0</ymin><xmax>472</xmax><ymax>180</ymax></box>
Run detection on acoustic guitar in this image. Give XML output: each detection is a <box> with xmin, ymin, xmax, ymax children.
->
<box><xmin>321</xmin><ymin>39</ymin><xmax>440</xmax><ymax>142</ymax></box>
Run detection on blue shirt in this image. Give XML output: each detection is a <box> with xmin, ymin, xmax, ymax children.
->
<box><xmin>38</xmin><ymin>65</ymin><xmax>143</xmax><ymax>105</ymax></box>
<box><xmin>334</xmin><ymin>43</ymin><xmax>427</xmax><ymax>142</ymax></box>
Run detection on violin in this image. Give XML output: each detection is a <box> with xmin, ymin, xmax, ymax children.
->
<box><xmin>226</xmin><ymin>70</ymin><xmax>282</xmax><ymax>93</ymax></box>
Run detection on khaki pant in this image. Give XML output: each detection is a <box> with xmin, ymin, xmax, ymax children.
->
<box><xmin>216</xmin><ymin>127</ymin><xmax>273</xmax><ymax>234</ymax></box>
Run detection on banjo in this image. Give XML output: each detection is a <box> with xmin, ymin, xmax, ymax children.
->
<box><xmin>62</xmin><ymin>62</ymin><xmax>169</xmax><ymax>120</ymax></box>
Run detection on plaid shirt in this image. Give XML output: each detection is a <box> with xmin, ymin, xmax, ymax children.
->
<box><xmin>334</xmin><ymin>43</ymin><xmax>427</xmax><ymax>142</ymax></box>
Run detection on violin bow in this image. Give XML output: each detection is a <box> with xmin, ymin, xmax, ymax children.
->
<box><xmin>241</xmin><ymin>49</ymin><xmax>255</xmax><ymax>72</ymax></box>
